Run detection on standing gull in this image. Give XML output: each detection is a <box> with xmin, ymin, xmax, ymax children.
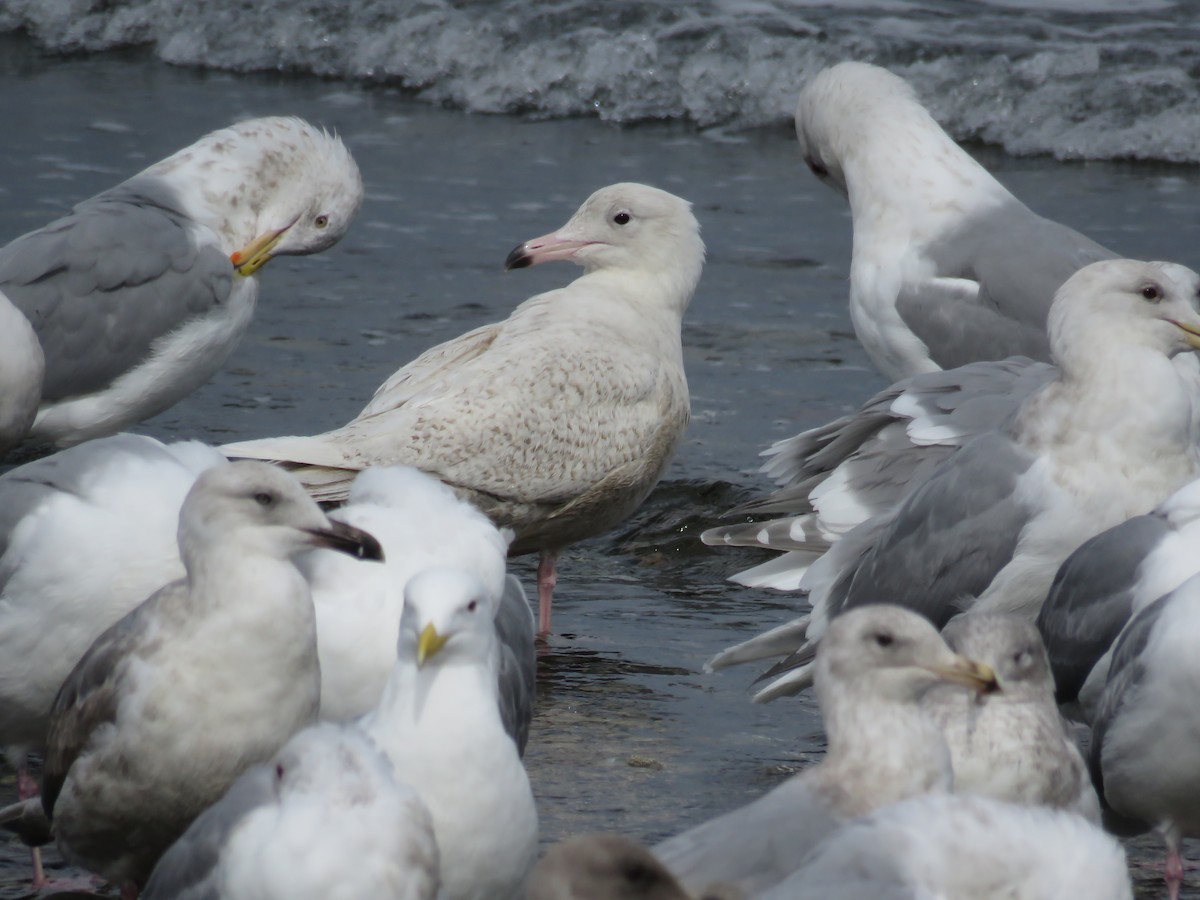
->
<box><xmin>0</xmin><ymin>116</ymin><xmax>362</xmax><ymax>448</ymax></box>
<box><xmin>652</xmin><ymin>605</ymin><xmax>998</xmax><ymax>896</ymax></box>
<box><xmin>0</xmin><ymin>462</ymin><xmax>382</xmax><ymax>893</ymax></box>
<box><xmin>302</xmin><ymin>465</ymin><xmax>536</xmax><ymax>751</ymax></box>
<box><xmin>1037</xmin><ymin>476</ymin><xmax>1200</xmax><ymax>721</ymax></box>
<box><xmin>224</xmin><ymin>183</ymin><xmax>703</xmax><ymax>633</ymax></box>
<box><xmin>361</xmin><ymin>567</ymin><xmax>539</xmax><ymax>900</ymax></box>
<box><xmin>1090</xmin><ymin>572</ymin><xmax>1200</xmax><ymax>900</ymax></box>
<box><xmin>142</xmin><ymin>723</ymin><xmax>441</xmax><ymax>900</ymax></box>
<box><xmin>922</xmin><ymin>614</ymin><xmax>1099</xmax><ymax>821</ymax></box>
<box><xmin>708</xmin><ymin>259</ymin><xmax>1200</xmax><ymax>700</ymax></box>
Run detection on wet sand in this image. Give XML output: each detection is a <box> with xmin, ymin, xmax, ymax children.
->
<box><xmin>2</xmin><ymin>34</ymin><xmax>1199</xmax><ymax>899</ymax></box>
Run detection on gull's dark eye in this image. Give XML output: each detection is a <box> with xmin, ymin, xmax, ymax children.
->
<box><xmin>613</xmin><ymin>211</ymin><xmax>631</xmax><ymax>225</ymax></box>
<box><xmin>1142</xmin><ymin>283</ymin><xmax>1162</xmax><ymax>302</ymax></box>
<box><xmin>466</xmin><ymin>600</ymin><xmax>478</xmax><ymax>612</ymax></box>
<box><xmin>873</xmin><ymin>632</ymin><xmax>894</xmax><ymax>648</ymax></box>
<box><xmin>255</xmin><ymin>491</ymin><xmax>274</xmax><ymax>507</ymax></box>
<box><xmin>314</xmin><ymin>214</ymin><xmax>329</xmax><ymax>229</ymax></box>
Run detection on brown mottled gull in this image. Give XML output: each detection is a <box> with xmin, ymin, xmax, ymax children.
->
<box><xmin>223</xmin><ymin>182</ymin><xmax>704</xmax><ymax>632</ymax></box>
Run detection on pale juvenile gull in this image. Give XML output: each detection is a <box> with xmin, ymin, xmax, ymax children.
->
<box><xmin>707</xmin><ymin>259</ymin><xmax>1200</xmax><ymax>701</ymax></box>
<box><xmin>1090</xmin><ymin>572</ymin><xmax>1200</xmax><ymax>900</ymax></box>
<box><xmin>361</xmin><ymin>567</ymin><xmax>539</xmax><ymax>900</ymax></box>
<box><xmin>301</xmin><ymin>465</ymin><xmax>536</xmax><ymax>751</ymax></box>
<box><xmin>0</xmin><ymin>462</ymin><xmax>383</xmax><ymax>894</ymax></box>
<box><xmin>528</xmin><ymin>834</ymin><xmax>740</xmax><ymax>900</ymax></box>
<box><xmin>0</xmin><ymin>435</ymin><xmax>227</xmax><ymax>835</ymax></box>
<box><xmin>1037</xmin><ymin>476</ymin><xmax>1200</xmax><ymax>721</ymax></box>
<box><xmin>223</xmin><ymin>183</ymin><xmax>703</xmax><ymax>633</ymax></box>
<box><xmin>921</xmin><ymin>614</ymin><xmax>1100</xmax><ymax>821</ymax></box>
<box><xmin>0</xmin><ymin>116</ymin><xmax>362</xmax><ymax>448</ymax></box>
<box><xmin>761</xmin><ymin>794</ymin><xmax>1132</xmax><ymax>900</ymax></box>
<box><xmin>142</xmin><ymin>723</ymin><xmax>440</xmax><ymax>900</ymax></box>
<box><xmin>0</xmin><ymin>287</ymin><xmax>43</xmax><ymax>451</ymax></box>
<box><xmin>652</xmin><ymin>605</ymin><xmax>998</xmax><ymax>897</ymax></box>
<box><xmin>795</xmin><ymin>60</ymin><xmax>1114</xmax><ymax>381</ymax></box>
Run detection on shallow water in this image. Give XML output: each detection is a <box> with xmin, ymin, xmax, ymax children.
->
<box><xmin>2</xmin><ymin>34</ymin><xmax>1200</xmax><ymax>899</ymax></box>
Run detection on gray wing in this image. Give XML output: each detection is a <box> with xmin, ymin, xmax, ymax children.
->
<box><xmin>653</xmin><ymin>776</ymin><xmax>840</xmax><ymax>896</ymax></box>
<box><xmin>0</xmin><ymin>177</ymin><xmax>233</xmax><ymax>400</ymax></box>
<box><xmin>830</xmin><ymin>432</ymin><xmax>1036</xmax><ymax>626</ymax></box>
<box><xmin>494</xmin><ymin>574</ymin><xmax>536</xmax><ymax>756</ymax></box>
<box><xmin>142</xmin><ymin>764</ymin><xmax>278</xmax><ymax>900</ymax></box>
<box><xmin>42</xmin><ymin>581</ymin><xmax>182</xmax><ymax>816</ymax></box>
<box><xmin>1037</xmin><ymin>513</ymin><xmax>1168</xmax><ymax>704</ymax></box>
<box><xmin>906</xmin><ymin>202</ymin><xmax>1116</xmax><ymax>369</ymax></box>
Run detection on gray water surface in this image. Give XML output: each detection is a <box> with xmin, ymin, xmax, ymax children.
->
<box><xmin>1</xmin><ymin>36</ymin><xmax>1198</xmax><ymax>899</ymax></box>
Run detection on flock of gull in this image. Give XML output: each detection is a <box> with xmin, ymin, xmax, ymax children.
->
<box><xmin>0</xmin><ymin>59</ymin><xmax>1196</xmax><ymax>900</ymax></box>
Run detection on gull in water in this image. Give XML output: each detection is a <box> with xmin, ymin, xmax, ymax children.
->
<box><xmin>762</xmin><ymin>793</ymin><xmax>1131</xmax><ymax>900</ymax></box>
<box><xmin>707</xmin><ymin>259</ymin><xmax>1200</xmax><ymax>700</ymax></box>
<box><xmin>303</xmin><ymin>465</ymin><xmax>536</xmax><ymax>752</ymax></box>
<box><xmin>0</xmin><ymin>116</ymin><xmax>362</xmax><ymax>448</ymax></box>
<box><xmin>922</xmin><ymin>614</ymin><xmax>1099</xmax><ymax>822</ymax></box>
<box><xmin>0</xmin><ymin>462</ymin><xmax>382</xmax><ymax>894</ymax></box>
<box><xmin>361</xmin><ymin>567</ymin><xmax>539</xmax><ymax>900</ymax></box>
<box><xmin>652</xmin><ymin>605</ymin><xmax>998</xmax><ymax>897</ymax></box>
<box><xmin>1090</xmin><ymin>571</ymin><xmax>1200</xmax><ymax>900</ymax></box>
<box><xmin>0</xmin><ymin>433</ymin><xmax>227</xmax><ymax>888</ymax></box>
<box><xmin>1037</xmin><ymin>476</ymin><xmax>1200</xmax><ymax>722</ymax></box>
<box><xmin>795</xmin><ymin>60</ymin><xmax>1113</xmax><ymax>381</ymax></box>
<box><xmin>223</xmin><ymin>183</ymin><xmax>703</xmax><ymax>633</ymax></box>
<box><xmin>142</xmin><ymin>723</ymin><xmax>441</xmax><ymax>900</ymax></box>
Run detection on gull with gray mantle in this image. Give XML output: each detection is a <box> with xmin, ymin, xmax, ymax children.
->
<box><xmin>653</xmin><ymin>604</ymin><xmax>999</xmax><ymax>897</ymax></box>
<box><xmin>0</xmin><ymin>462</ymin><xmax>382</xmax><ymax>895</ymax></box>
<box><xmin>224</xmin><ymin>183</ymin><xmax>703</xmax><ymax>633</ymax></box>
<box><xmin>708</xmin><ymin>259</ymin><xmax>1200</xmax><ymax>701</ymax></box>
<box><xmin>0</xmin><ymin>116</ymin><xmax>362</xmax><ymax>448</ymax></box>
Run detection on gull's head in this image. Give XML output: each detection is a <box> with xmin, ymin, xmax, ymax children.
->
<box><xmin>1047</xmin><ymin>259</ymin><xmax>1200</xmax><ymax>363</ymax></box>
<box><xmin>268</xmin><ymin>722</ymin><xmax>398</xmax><ymax>800</ymax></box>
<box><xmin>941</xmin><ymin>613</ymin><xmax>1053</xmax><ymax>700</ymax></box>
<box><xmin>816</xmin><ymin>604</ymin><xmax>1000</xmax><ymax>706</ymax></box>
<box><xmin>504</xmin><ymin>183</ymin><xmax>705</xmax><ymax>304</ymax></box>
<box><xmin>178</xmin><ymin>461</ymin><xmax>383</xmax><ymax>568</ymax></box>
<box><xmin>400</xmin><ymin>567</ymin><xmax>495</xmax><ymax>668</ymax></box>
<box><xmin>795</xmin><ymin>62</ymin><xmax>920</xmax><ymax>198</ymax></box>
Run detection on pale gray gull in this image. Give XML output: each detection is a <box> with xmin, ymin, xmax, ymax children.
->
<box><xmin>223</xmin><ymin>182</ymin><xmax>703</xmax><ymax>633</ymax></box>
<box><xmin>0</xmin><ymin>462</ymin><xmax>383</xmax><ymax>893</ymax></box>
<box><xmin>1037</xmin><ymin>476</ymin><xmax>1200</xmax><ymax>721</ymax></box>
<box><xmin>361</xmin><ymin>567</ymin><xmax>539</xmax><ymax>900</ymax></box>
<box><xmin>1090</xmin><ymin>571</ymin><xmax>1200</xmax><ymax>900</ymax></box>
<box><xmin>0</xmin><ymin>116</ymin><xmax>362</xmax><ymax>448</ymax></box>
<box><xmin>922</xmin><ymin>614</ymin><xmax>1099</xmax><ymax>821</ymax></box>
<box><xmin>652</xmin><ymin>604</ymin><xmax>999</xmax><ymax>897</ymax></box>
<box><xmin>142</xmin><ymin>723</ymin><xmax>440</xmax><ymax>900</ymax></box>
<box><xmin>301</xmin><ymin>465</ymin><xmax>535</xmax><ymax>751</ymax></box>
<box><xmin>707</xmin><ymin>259</ymin><xmax>1200</xmax><ymax>701</ymax></box>
<box><xmin>529</xmin><ymin>834</ymin><xmax>740</xmax><ymax>900</ymax></box>
<box><xmin>760</xmin><ymin>793</ymin><xmax>1131</xmax><ymax>900</ymax></box>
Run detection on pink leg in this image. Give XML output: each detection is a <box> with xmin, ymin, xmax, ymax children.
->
<box><xmin>16</xmin><ymin>762</ymin><xmax>49</xmax><ymax>890</ymax></box>
<box><xmin>1165</xmin><ymin>825</ymin><xmax>1184</xmax><ymax>900</ymax></box>
<box><xmin>537</xmin><ymin>550</ymin><xmax>558</xmax><ymax>634</ymax></box>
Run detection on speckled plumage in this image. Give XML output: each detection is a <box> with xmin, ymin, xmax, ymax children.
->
<box><xmin>0</xmin><ymin>116</ymin><xmax>362</xmax><ymax>447</ymax></box>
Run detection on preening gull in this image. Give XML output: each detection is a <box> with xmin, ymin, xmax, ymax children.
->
<box><xmin>301</xmin><ymin>465</ymin><xmax>535</xmax><ymax>751</ymax></box>
<box><xmin>708</xmin><ymin>259</ymin><xmax>1200</xmax><ymax>701</ymax></box>
<box><xmin>223</xmin><ymin>183</ymin><xmax>703</xmax><ymax>633</ymax></box>
<box><xmin>529</xmin><ymin>834</ymin><xmax>738</xmax><ymax>900</ymax></box>
<box><xmin>0</xmin><ymin>288</ymin><xmax>42</xmax><ymax>451</ymax></box>
<box><xmin>652</xmin><ymin>605</ymin><xmax>998</xmax><ymax>896</ymax></box>
<box><xmin>0</xmin><ymin>435</ymin><xmax>226</xmax><ymax>815</ymax></box>
<box><xmin>1090</xmin><ymin>572</ymin><xmax>1200</xmax><ymax>900</ymax></box>
<box><xmin>760</xmin><ymin>793</ymin><xmax>1132</xmax><ymax>900</ymax></box>
<box><xmin>361</xmin><ymin>567</ymin><xmax>539</xmax><ymax>900</ymax></box>
<box><xmin>0</xmin><ymin>462</ymin><xmax>382</xmax><ymax>892</ymax></box>
<box><xmin>922</xmin><ymin>614</ymin><xmax>1099</xmax><ymax>821</ymax></box>
<box><xmin>1037</xmin><ymin>476</ymin><xmax>1200</xmax><ymax>721</ymax></box>
<box><xmin>0</xmin><ymin>116</ymin><xmax>362</xmax><ymax>448</ymax></box>
<box><xmin>142</xmin><ymin>723</ymin><xmax>441</xmax><ymax>900</ymax></box>
<box><xmin>795</xmin><ymin>60</ymin><xmax>1113</xmax><ymax>381</ymax></box>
